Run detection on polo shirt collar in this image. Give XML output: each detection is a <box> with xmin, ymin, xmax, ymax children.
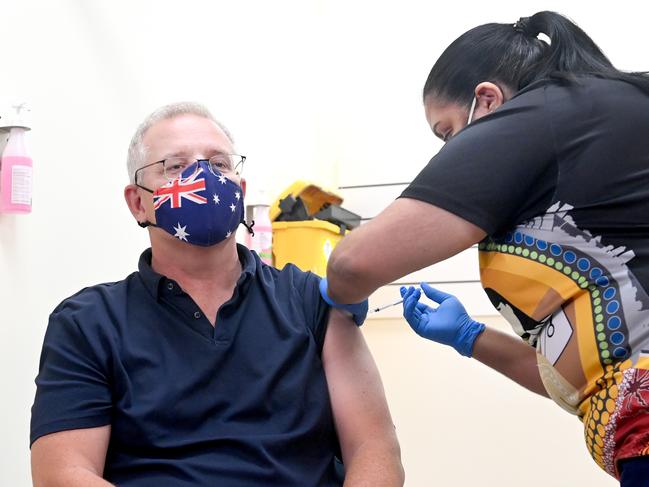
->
<box><xmin>138</xmin><ymin>244</ymin><xmax>257</xmax><ymax>300</ymax></box>
<box><xmin>138</xmin><ymin>248</ymin><xmax>164</xmax><ymax>299</ymax></box>
<box><xmin>236</xmin><ymin>244</ymin><xmax>257</xmax><ymax>281</ymax></box>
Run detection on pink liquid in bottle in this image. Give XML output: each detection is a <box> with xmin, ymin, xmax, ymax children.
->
<box><xmin>0</xmin><ymin>127</ymin><xmax>32</xmax><ymax>214</ymax></box>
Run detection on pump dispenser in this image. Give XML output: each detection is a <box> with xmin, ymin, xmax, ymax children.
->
<box><xmin>0</xmin><ymin>103</ymin><xmax>32</xmax><ymax>214</ymax></box>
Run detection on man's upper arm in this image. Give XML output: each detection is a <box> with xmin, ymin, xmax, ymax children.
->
<box><xmin>31</xmin><ymin>307</ymin><xmax>112</xmax><ymax>445</ymax></box>
<box><xmin>321</xmin><ymin>309</ymin><xmax>402</xmax><ymax>480</ymax></box>
<box><xmin>31</xmin><ymin>426</ymin><xmax>112</xmax><ymax>486</ymax></box>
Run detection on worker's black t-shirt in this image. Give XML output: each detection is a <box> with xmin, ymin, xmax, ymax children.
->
<box><xmin>401</xmin><ymin>76</ymin><xmax>649</xmax><ymax>476</ymax></box>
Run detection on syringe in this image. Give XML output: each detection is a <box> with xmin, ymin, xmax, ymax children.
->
<box><xmin>369</xmin><ymin>298</ymin><xmax>404</xmax><ymax>314</ymax></box>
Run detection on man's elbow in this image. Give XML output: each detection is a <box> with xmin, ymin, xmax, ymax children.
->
<box><xmin>384</xmin><ymin>441</ymin><xmax>406</xmax><ymax>486</ymax></box>
<box><xmin>32</xmin><ymin>463</ymin><xmax>110</xmax><ymax>487</ymax></box>
<box><xmin>32</xmin><ymin>468</ymin><xmax>72</xmax><ymax>487</ymax></box>
<box><xmin>386</xmin><ymin>433</ymin><xmax>405</xmax><ymax>485</ymax></box>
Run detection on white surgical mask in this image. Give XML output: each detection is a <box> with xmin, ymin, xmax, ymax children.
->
<box><xmin>467</xmin><ymin>97</ymin><xmax>477</xmax><ymax>125</ymax></box>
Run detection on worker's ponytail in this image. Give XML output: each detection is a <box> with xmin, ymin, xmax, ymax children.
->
<box><xmin>423</xmin><ymin>11</ymin><xmax>649</xmax><ymax>107</ymax></box>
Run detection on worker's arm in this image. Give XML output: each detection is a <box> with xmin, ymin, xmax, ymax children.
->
<box><xmin>401</xmin><ymin>285</ymin><xmax>548</xmax><ymax>397</ymax></box>
<box><xmin>472</xmin><ymin>327</ymin><xmax>548</xmax><ymax>397</ymax></box>
<box><xmin>31</xmin><ymin>426</ymin><xmax>113</xmax><ymax>487</ymax></box>
<box><xmin>327</xmin><ymin>198</ymin><xmax>486</xmax><ymax>304</ymax></box>
<box><xmin>322</xmin><ymin>309</ymin><xmax>404</xmax><ymax>487</ymax></box>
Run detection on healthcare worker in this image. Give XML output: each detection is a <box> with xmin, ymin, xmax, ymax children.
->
<box><xmin>321</xmin><ymin>11</ymin><xmax>649</xmax><ymax>486</ymax></box>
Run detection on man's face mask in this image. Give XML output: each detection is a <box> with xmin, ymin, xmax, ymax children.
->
<box><xmin>137</xmin><ymin>159</ymin><xmax>246</xmax><ymax>246</ymax></box>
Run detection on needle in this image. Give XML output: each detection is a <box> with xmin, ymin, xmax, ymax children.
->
<box><xmin>369</xmin><ymin>298</ymin><xmax>404</xmax><ymax>313</ymax></box>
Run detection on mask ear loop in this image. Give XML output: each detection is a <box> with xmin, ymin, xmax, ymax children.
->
<box><xmin>241</xmin><ymin>219</ymin><xmax>255</xmax><ymax>236</ymax></box>
<box><xmin>467</xmin><ymin>97</ymin><xmax>477</xmax><ymax>125</ymax></box>
<box><xmin>134</xmin><ymin>183</ymin><xmax>158</xmax><ymax>229</ymax></box>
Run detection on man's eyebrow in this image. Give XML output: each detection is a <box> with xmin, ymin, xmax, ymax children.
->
<box><xmin>161</xmin><ymin>148</ymin><xmax>230</xmax><ymax>159</ymax></box>
<box><xmin>160</xmin><ymin>150</ymin><xmax>189</xmax><ymax>159</ymax></box>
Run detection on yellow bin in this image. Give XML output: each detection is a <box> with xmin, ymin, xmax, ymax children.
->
<box><xmin>272</xmin><ymin>220</ymin><xmax>344</xmax><ymax>277</ymax></box>
<box><xmin>270</xmin><ymin>181</ymin><xmax>351</xmax><ymax>277</ymax></box>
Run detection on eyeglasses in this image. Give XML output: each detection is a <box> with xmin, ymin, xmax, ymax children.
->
<box><xmin>135</xmin><ymin>154</ymin><xmax>246</xmax><ymax>188</ymax></box>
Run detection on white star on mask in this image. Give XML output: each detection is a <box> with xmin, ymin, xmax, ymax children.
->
<box><xmin>218</xmin><ymin>175</ymin><xmax>227</xmax><ymax>184</ymax></box>
<box><xmin>230</xmin><ymin>203</ymin><xmax>236</xmax><ymax>212</ymax></box>
<box><xmin>173</xmin><ymin>223</ymin><xmax>190</xmax><ymax>241</ymax></box>
<box><xmin>235</xmin><ymin>191</ymin><xmax>241</xmax><ymax>200</ymax></box>
<box><xmin>225</xmin><ymin>230</ymin><xmax>232</xmax><ymax>238</ymax></box>
<box><xmin>213</xmin><ymin>194</ymin><xmax>220</xmax><ymax>204</ymax></box>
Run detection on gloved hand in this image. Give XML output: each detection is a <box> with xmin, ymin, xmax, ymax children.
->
<box><xmin>400</xmin><ymin>283</ymin><xmax>485</xmax><ymax>357</ymax></box>
<box><xmin>319</xmin><ymin>278</ymin><xmax>369</xmax><ymax>326</ymax></box>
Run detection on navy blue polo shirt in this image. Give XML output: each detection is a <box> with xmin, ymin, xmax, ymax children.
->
<box><xmin>31</xmin><ymin>245</ymin><xmax>343</xmax><ymax>486</ymax></box>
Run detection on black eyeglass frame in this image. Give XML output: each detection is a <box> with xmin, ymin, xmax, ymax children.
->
<box><xmin>134</xmin><ymin>155</ymin><xmax>246</xmax><ymax>193</ymax></box>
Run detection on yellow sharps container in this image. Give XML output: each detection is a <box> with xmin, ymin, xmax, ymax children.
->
<box><xmin>270</xmin><ymin>181</ymin><xmax>361</xmax><ymax>277</ymax></box>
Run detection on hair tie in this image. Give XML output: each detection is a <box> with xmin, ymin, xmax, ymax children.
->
<box><xmin>513</xmin><ymin>17</ymin><xmax>539</xmax><ymax>37</ymax></box>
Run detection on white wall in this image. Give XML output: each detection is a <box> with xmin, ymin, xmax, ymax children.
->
<box><xmin>1</xmin><ymin>1</ymin><xmax>644</xmax><ymax>485</ymax></box>
<box><xmin>363</xmin><ymin>317</ymin><xmax>615</xmax><ymax>487</ymax></box>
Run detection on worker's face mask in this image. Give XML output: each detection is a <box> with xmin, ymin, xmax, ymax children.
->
<box><xmin>138</xmin><ymin>160</ymin><xmax>245</xmax><ymax>246</ymax></box>
<box><xmin>466</xmin><ymin>97</ymin><xmax>477</xmax><ymax>126</ymax></box>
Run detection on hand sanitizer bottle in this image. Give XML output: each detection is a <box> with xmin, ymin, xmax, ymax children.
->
<box><xmin>0</xmin><ymin>104</ymin><xmax>32</xmax><ymax>214</ymax></box>
<box><xmin>245</xmin><ymin>189</ymin><xmax>273</xmax><ymax>265</ymax></box>
<box><xmin>250</xmin><ymin>203</ymin><xmax>273</xmax><ymax>265</ymax></box>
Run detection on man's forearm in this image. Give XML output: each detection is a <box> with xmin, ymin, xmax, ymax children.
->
<box><xmin>471</xmin><ymin>326</ymin><xmax>549</xmax><ymax>397</ymax></box>
<box><xmin>33</xmin><ymin>467</ymin><xmax>114</xmax><ymax>487</ymax></box>
<box><xmin>342</xmin><ymin>439</ymin><xmax>404</xmax><ymax>487</ymax></box>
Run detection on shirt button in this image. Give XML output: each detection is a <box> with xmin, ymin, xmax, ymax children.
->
<box><xmin>194</xmin><ymin>311</ymin><xmax>201</xmax><ymax>319</ymax></box>
<box><xmin>167</xmin><ymin>282</ymin><xmax>174</xmax><ymax>290</ymax></box>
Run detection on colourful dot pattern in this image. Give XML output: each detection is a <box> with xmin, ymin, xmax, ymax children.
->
<box><xmin>479</xmin><ymin>231</ymin><xmax>630</xmax><ymax>368</ymax></box>
<box><xmin>581</xmin><ymin>363</ymin><xmax>623</xmax><ymax>475</ymax></box>
<box><xmin>480</xmin><ymin>231</ymin><xmax>633</xmax><ymax>476</ymax></box>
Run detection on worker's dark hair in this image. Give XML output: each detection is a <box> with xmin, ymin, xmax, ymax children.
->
<box><xmin>423</xmin><ymin>11</ymin><xmax>649</xmax><ymax>106</ymax></box>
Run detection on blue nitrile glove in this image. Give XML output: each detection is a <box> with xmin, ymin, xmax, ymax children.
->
<box><xmin>319</xmin><ymin>278</ymin><xmax>369</xmax><ymax>326</ymax></box>
<box><xmin>400</xmin><ymin>283</ymin><xmax>485</xmax><ymax>357</ymax></box>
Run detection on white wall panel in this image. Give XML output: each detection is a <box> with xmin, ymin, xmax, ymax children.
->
<box><xmin>338</xmin><ymin>183</ymin><xmax>407</xmax><ymax>219</ymax></box>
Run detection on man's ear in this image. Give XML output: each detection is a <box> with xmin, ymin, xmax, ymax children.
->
<box><xmin>124</xmin><ymin>184</ymin><xmax>149</xmax><ymax>225</ymax></box>
<box><xmin>240</xmin><ymin>178</ymin><xmax>247</xmax><ymax>198</ymax></box>
<box><xmin>473</xmin><ymin>81</ymin><xmax>505</xmax><ymax>116</ymax></box>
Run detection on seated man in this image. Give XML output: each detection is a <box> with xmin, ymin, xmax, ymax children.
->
<box><xmin>30</xmin><ymin>102</ymin><xmax>403</xmax><ymax>487</ymax></box>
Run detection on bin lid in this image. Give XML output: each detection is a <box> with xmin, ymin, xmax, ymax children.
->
<box><xmin>269</xmin><ymin>180</ymin><xmax>343</xmax><ymax>222</ymax></box>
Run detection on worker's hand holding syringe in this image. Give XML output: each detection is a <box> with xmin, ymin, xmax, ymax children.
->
<box><xmin>322</xmin><ymin>277</ymin><xmax>486</xmax><ymax>357</ymax></box>
<box><xmin>398</xmin><ymin>284</ymin><xmax>486</xmax><ymax>357</ymax></box>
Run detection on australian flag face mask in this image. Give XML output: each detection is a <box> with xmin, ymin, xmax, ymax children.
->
<box><xmin>137</xmin><ymin>160</ymin><xmax>246</xmax><ymax>246</ymax></box>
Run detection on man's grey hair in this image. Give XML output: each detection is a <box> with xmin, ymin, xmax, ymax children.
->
<box><xmin>127</xmin><ymin>102</ymin><xmax>235</xmax><ymax>184</ymax></box>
